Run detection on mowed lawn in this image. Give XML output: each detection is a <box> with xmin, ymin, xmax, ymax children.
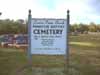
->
<box><xmin>0</xmin><ymin>34</ymin><xmax>100</xmax><ymax>75</ymax></box>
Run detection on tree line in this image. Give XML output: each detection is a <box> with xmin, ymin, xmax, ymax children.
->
<box><xmin>0</xmin><ymin>19</ymin><xmax>27</xmax><ymax>34</ymax></box>
<box><xmin>0</xmin><ymin>19</ymin><xmax>100</xmax><ymax>35</ymax></box>
<box><xmin>70</xmin><ymin>23</ymin><xmax>100</xmax><ymax>34</ymax></box>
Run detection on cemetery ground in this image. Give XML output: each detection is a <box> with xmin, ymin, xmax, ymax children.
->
<box><xmin>0</xmin><ymin>34</ymin><xmax>100</xmax><ymax>75</ymax></box>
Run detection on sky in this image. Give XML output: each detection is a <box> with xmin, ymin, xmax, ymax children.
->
<box><xmin>0</xmin><ymin>0</ymin><xmax>100</xmax><ymax>24</ymax></box>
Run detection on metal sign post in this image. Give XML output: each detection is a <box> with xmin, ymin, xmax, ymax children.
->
<box><xmin>64</xmin><ymin>10</ymin><xmax>70</xmax><ymax>75</ymax></box>
<box><xmin>28</xmin><ymin>10</ymin><xmax>32</xmax><ymax>67</ymax></box>
<box><xmin>67</xmin><ymin>9</ymin><xmax>70</xmax><ymax>75</ymax></box>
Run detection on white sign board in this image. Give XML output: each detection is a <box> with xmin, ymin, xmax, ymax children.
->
<box><xmin>30</xmin><ymin>18</ymin><xmax>67</xmax><ymax>55</ymax></box>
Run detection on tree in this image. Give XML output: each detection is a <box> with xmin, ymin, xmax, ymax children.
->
<box><xmin>96</xmin><ymin>24</ymin><xmax>100</xmax><ymax>32</ymax></box>
<box><xmin>79</xmin><ymin>23</ymin><xmax>89</xmax><ymax>34</ymax></box>
<box><xmin>0</xmin><ymin>19</ymin><xmax>27</xmax><ymax>35</ymax></box>
<box><xmin>89</xmin><ymin>22</ymin><xmax>97</xmax><ymax>32</ymax></box>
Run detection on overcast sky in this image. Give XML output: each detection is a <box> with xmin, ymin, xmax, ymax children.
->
<box><xmin>0</xmin><ymin>0</ymin><xmax>100</xmax><ymax>24</ymax></box>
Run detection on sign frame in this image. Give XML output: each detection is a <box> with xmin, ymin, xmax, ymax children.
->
<box><xmin>27</xmin><ymin>9</ymin><xmax>70</xmax><ymax>74</ymax></box>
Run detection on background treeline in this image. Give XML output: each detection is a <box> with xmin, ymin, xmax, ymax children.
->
<box><xmin>0</xmin><ymin>19</ymin><xmax>100</xmax><ymax>35</ymax></box>
<box><xmin>0</xmin><ymin>19</ymin><xmax>27</xmax><ymax>34</ymax></box>
<box><xmin>70</xmin><ymin>23</ymin><xmax>100</xmax><ymax>34</ymax></box>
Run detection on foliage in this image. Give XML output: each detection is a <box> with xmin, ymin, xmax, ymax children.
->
<box><xmin>0</xmin><ymin>19</ymin><xmax>27</xmax><ymax>35</ymax></box>
<box><xmin>70</xmin><ymin>22</ymin><xmax>100</xmax><ymax>33</ymax></box>
<box><xmin>0</xmin><ymin>19</ymin><xmax>100</xmax><ymax>34</ymax></box>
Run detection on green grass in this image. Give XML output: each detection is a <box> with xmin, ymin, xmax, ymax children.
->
<box><xmin>69</xmin><ymin>34</ymin><xmax>100</xmax><ymax>75</ymax></box>
<box><xmin>0</xmin><ymin>48</ymin><xmax>27</xmax><ymax>75</ymax></box>
<box><xmin>0</xmin><ymin>34</ymin><xmax>100</xmax><ymax>75</ymax></box>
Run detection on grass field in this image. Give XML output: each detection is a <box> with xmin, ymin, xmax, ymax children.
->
<box><xmin>0</xmin><ymin>34</ymin><xmax>100</xmax><ymax>75</ymax></box>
